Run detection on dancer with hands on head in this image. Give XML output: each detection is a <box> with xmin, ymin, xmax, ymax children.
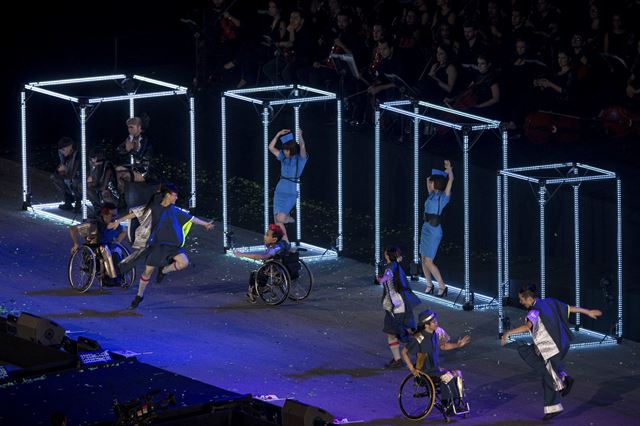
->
<box><xmin>420</xmin><ymin>160</ymin><xmax>453</xmax><ymax>297</ymax></box>
<box><xmin>269</xmin><ymin>128</ymin><xmax>308</xmax><ymax>242</ymax></box>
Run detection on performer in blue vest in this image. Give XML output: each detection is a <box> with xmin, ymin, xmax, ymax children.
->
<box><xmin>376</xmin><ymin>246</ymin><xmax>421</xmax><ymax>368</ymax></box>
<box><xmin>501</xmin><ymin>284</ymin><xmax>602</xmax><ymax>420</ymax></box>
<box><xmin>419</xmin><ymin>160</ymin><xmax>453</xmax><ymax>296</ymax></box>
<box><xmin>269</xmin><ymin>128</ymin><xmax>308</xmax><ymax>242</ymax></box>
<box><xmin>109</xmin><ymin>183</ymin><xmax>213</xmax><ymax>309</ymax></box>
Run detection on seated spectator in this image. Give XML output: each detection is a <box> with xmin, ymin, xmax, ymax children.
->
<box><xmin>115</xmin><ymin>117</ymin><xmax>154</xmax><ymax>196</ymax></box>
<box><xmin>533</xmin><ymin>50</ymin><xmax>574</xmax><ymax>113</ymax></box>
<box><xmin>432</xmin><ymin>22</ymin><xmax>459</xmax><ymax>55</ymax></box>
<box><xmin>87</xmin><ymin>148</ymin><xmax>118</xmax><ymax>209</ymax></box>
<box><xmin>50</xmin><ymin>136</ymin><xmax>81</xmax><ymax>213</ymax></box>
<box><xmin>625</xmin><ymin>40</ymin><xmax>640</xmax><ymax>110</ymax></box>
<box><xmin>458</xmin><ymin>21</ymin><xmax>488</xmax><ymax>68</ymax></box>
<box><xmin>505</xmin><ymin>39</ymin><xmax>545</xmax><ymax>130</ymax></box>
<box><xmin>604</xmin><ymin>13</ymin><xmax>633</xmax><ymax>64</ymax></box>
<box><xmin>431</xmin><ymin>0</ymin><xmax>456</xmax><ymax>34</ymax></box>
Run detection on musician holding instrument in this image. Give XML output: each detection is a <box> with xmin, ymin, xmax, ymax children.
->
<box><xmin>420</xmin><ymin>45</ymin><xmax>459</xmax><ymax>103</ymax></box>
<box><xmin>201</xmin><ymin>0</ymin><xmax>242</xmax><ymax>82</ymax></box>
<box><xmin>533</xmin><ymin>50</ymin><xmax>573</xmax><ymax>113</ymax></box>
<box><xmin>367</xmin><ymin>38</ymin><xmax>405</xmax><ymax>101</ymax></box>
<box><xmin>308</xmin><ymin>10</ymin><xmax>364</xmax><ymax>79</ymax></box>
<box><xmin>234</xmin><ymin>0</ymin><xmax>285</xmax><ymax>88</ymax></box>
<box><xmin>263</xmin><ymin>8</ymin><xmax>314</xmax><ymax>84</ymax></box>
<box><xmin>446</xmin><ymin>54</ymin><xmax>501</xmax><ymax>118</ymax></box>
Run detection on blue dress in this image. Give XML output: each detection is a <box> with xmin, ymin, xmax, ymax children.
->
<box><xmin>273</xmin><ymin>152</ymin><xmax>308</xmax><ymax>216</ymax></box>
<box><xmin>419</xmin><ymin>192</ymin><xmax>450</xmax><ymax>259</ymax></box>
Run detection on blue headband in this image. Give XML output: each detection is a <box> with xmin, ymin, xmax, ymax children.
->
<box><xmin>431</xmin><ymin>169</ymin><xmax>448</xmax><ymax>178</ymax></box>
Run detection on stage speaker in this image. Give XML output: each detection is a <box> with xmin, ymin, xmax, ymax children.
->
<box><xmin>16</xmin><ymin>312</ymin><xmax>66</xmax><ymax>347</ymax></box>
<box><xmin>282</xmin><ymin>399</ymin><xmax>334</xmax><ymax>426</ymax></box>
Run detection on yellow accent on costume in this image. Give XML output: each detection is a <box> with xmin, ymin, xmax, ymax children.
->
<box><xmin>181</xmin><ymin>218</ymin><xmax>194</xmax><ymax>247</ymax></box>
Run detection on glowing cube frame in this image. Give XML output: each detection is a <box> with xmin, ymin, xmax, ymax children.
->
<box><xmin>21</xmin><ymin>74</ymin><xmax>196</xmax><ymax>221</ymax></box>
<box><xmin>221</xmin><ymin>85</ymin><xmax>343</xmax><ymax>261</ymax></box>
<box><xmin>497</xmin><ymin>163</ymin><xmax>622</xmax><ymax>347</ymax></box>
<box><xmin>374</xmin><ymin>100</ymin><xmax>508</xmax><ymax>309</ymax></box>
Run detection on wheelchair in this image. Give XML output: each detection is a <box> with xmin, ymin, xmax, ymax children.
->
<box><xmin>398</xmin><ymin>370</ymin><xmax>470</xmax><ymax>423</ymax></box>
<box><xmin>68</xmin><ymin>242</ymin><xmax>136</xmax><ymax>293</ymax></box>
<box><xmin>251</xmin><ymin>250</ymin><xmax>314</xmax><ymax>306</ymax></box>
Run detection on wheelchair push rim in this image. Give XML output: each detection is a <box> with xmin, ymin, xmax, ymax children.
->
<box><xmin>398</xmin><ymin>371</ymin><xmax>436</xmax><ymax>421</ymax></box>
<box><xmin>254</xmin><ymin>261</ymin><xmax>290</xmax><ymax>305</ymax></box>
<box><xmin>287</xmin><ymin>258</ymin><xmax>313</xmax><ymax>301</ymax></box>
<box><xmin>68</xmin><ymin>245</ymin><xmax>97</xmax><ymax>293</ymax></box>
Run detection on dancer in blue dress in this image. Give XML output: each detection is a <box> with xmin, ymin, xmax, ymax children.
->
<box><xmin>419</xmin><ymin>160</ymin><xmax>453</xmax><ymax>297</ymax></box>
<box><xmin>269</xmin><ymin>128</ymin><xmax>308</xmax><ymax>242</ymax></box>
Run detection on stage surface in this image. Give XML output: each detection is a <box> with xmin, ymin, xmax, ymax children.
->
<box><xmin>1</xmin><ymin>158</ymin><xmax>639</xmax><ymax>425</ymax></box>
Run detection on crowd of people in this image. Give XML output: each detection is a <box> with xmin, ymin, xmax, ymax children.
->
<box><xmin>189</xmin><ymin>0</ymin><xmax>640</xmax><ymax>135</ymax></box>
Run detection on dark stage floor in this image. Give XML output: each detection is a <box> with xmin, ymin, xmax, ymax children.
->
<box><xmin>1</xmin><ymin>158</ymin><xmax>639</xmax><ymax>425</ymax></box>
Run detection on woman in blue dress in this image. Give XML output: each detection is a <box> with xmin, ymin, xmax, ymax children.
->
<box><xmin>268</xmin><ymin>128</ymin><xmax>308</xmax><ymax>242</ymax></box>
<box><xmin>420</xmin><ymin>160</ymin><xmax>453</xmax><ymax>297</ymax></box>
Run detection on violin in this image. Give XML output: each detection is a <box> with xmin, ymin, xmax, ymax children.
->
<box><xmin>369</xmin><ymin>49</ymin><xmax>382</xmax><ymax>74</ymax></box>
<box><xmin>323</xmin><ymin>39</ymin><xmax>345</xmax><ymax>70</ymax></box>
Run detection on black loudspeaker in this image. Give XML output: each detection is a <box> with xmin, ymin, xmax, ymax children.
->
<box><xmin>15</xmin><ymin>312</ymin><xmax>66</xmax><ymax>347</ymax></box>
<box><xmin>282</xmin><ymin>399</ymin><xmax>334</xmax><ymax>426</ymax></box>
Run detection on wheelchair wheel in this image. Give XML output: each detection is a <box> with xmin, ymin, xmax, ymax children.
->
<box><xmin>288</xmin><ymin>259</ymin><xmax>313</xmax><ymax>301</ymax></box>
<box><xmin>254</xmin><ymin>261</ymin><xmax>290</xmax><ymax>306</ymax></box>
<box><xmin>111</xmin><ymin>243</ymin><xmax>136</xmax><ymax>289</ymax></box>
<box><xmin>398</xmin><ymin>372</ymin><xmax>436</xmax><ymax>421</ymax></box>
<box><xmin>68</xmin><ymin>245</ymin><xmax>97</xmax><ymax>293</ymax></box>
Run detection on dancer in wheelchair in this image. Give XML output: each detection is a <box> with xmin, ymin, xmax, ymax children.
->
<box><xmin>376</xmin><ymin>246</ymin><xmax>421</xmax><ymax>369</ymax></box>
<box><xmin>233</xmin><ymin>224</ymin><xmax>291</xmax><ymax>303</ymax></box>
<box><xmin>401</xmin><ymin>309</ymin><xmax>471</xmax><ymax>415</ymax></box>
<box><xmin>69</xmin><ymin>203</ymin><xmax>126</xmax><ymax>286</ymax></box>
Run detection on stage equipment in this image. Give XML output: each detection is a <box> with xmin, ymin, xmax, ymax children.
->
<box><xmin>497</xmin><ymin>163</ymin><xmax>622</xmax><ymax>347</ymax></box>
<box><xmin>20</xmin><ymin>74</ymin><xmax>196</xmax><ymax>221</ymax></box>
<box><xmin>282</xmin><ymin>399</ymin><xmax>334</xmax><ymax>426</ymax></box>
<box><xmin>374</xmin><ymin>100</ymin><xmax>507</xmax><ymax>309</ymax></box>
<box><xmin>221</xmin><ymin>84</ymin><xmax>343</xmax><ymax>259</ymax></box>
<box><xmin>15</xmin><ymin>312</ymin><xmax>66</xmax><ymax>347</ymax></box>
